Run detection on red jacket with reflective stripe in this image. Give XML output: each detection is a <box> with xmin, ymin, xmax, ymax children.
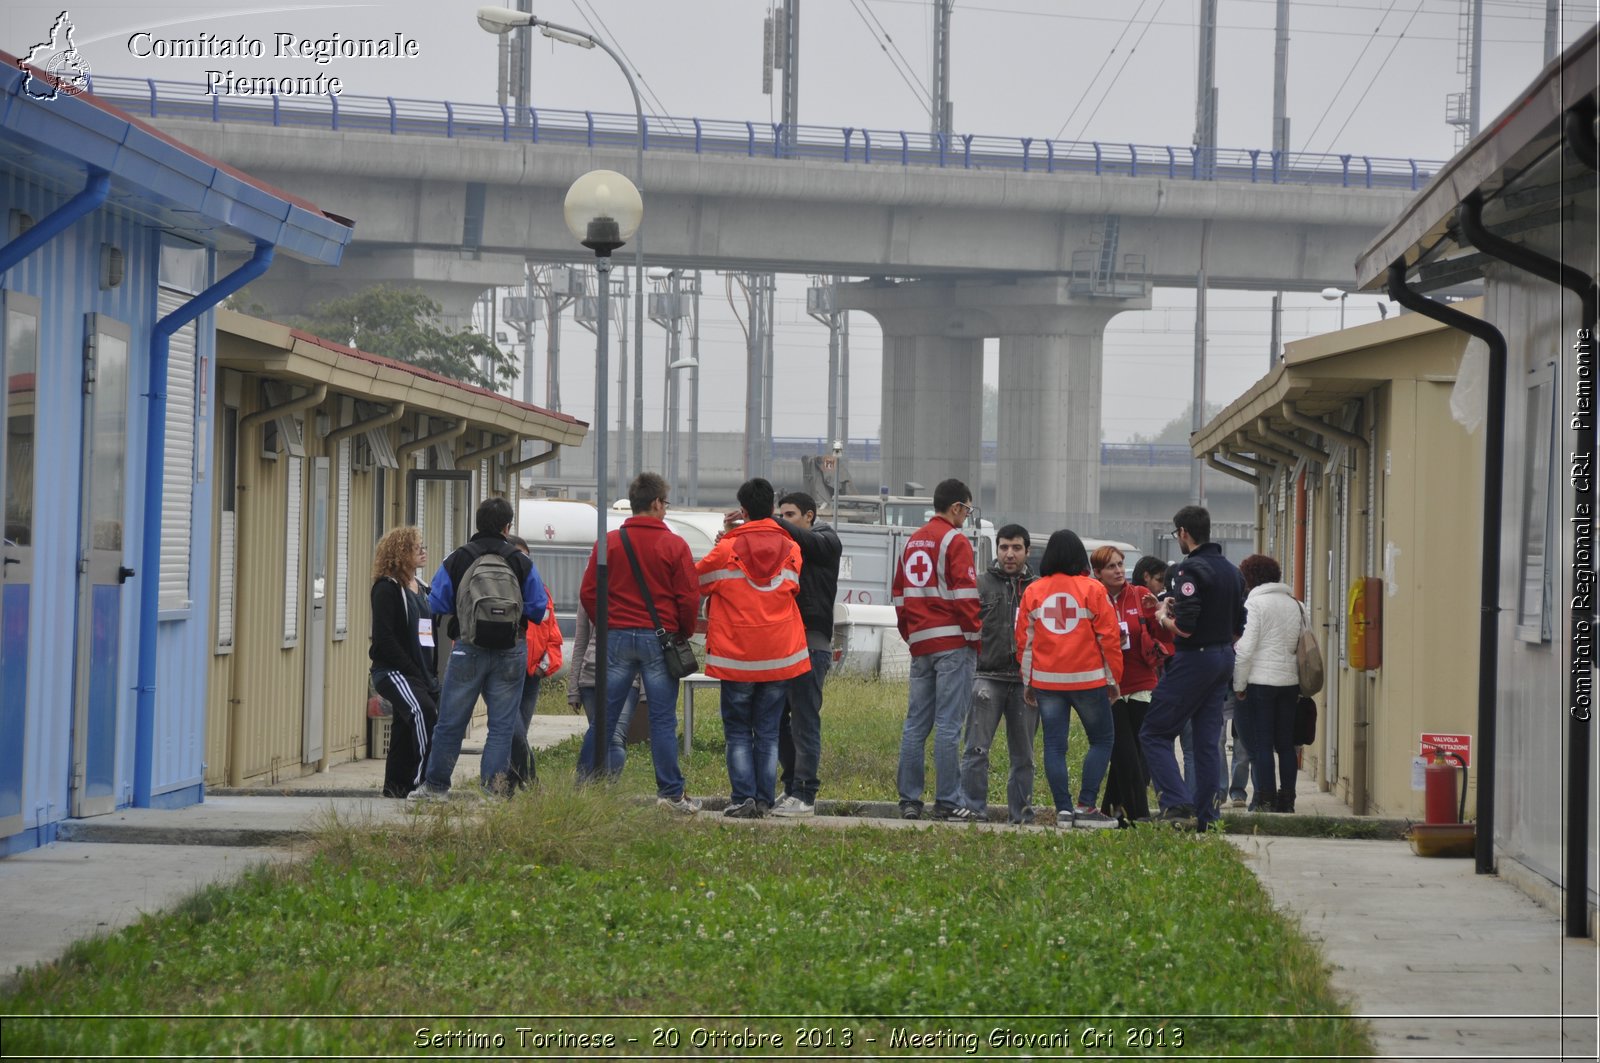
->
<box><xmin>695</xmin><ymin>519</ymin><xmax>809</xmax><ymax>682</ymax></box>
<box><xmin>1015</xmin><ymin>573</ymin><xmax>1124</xmax><ymax>690</ymax></box>
<box><xmin>892</xmin><ymin>515</ymin><xmax>981</xmax><ymax>657</ymax></box>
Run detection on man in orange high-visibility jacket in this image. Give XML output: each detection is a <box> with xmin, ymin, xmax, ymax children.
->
<box><xmin>698</xmin><ymin>477</ymin><xmax>810</xmax><ymax>819</ymax></box>
<box><xmin>891</xmin><ymin>478</ymin><xmax>982</xmax><ymax>822</ymax></box>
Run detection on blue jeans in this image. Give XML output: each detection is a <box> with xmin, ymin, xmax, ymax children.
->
<box><xmin>897</xmin><ymin>648</ymin><xmax>975</xmax><ymax>811</ymax></box>
<box><xmin>1140</xmin><ymin>645</ymin><xmax>1234</xmax><ymax>826</ymax></box>
<box><xmin>579</xmin><ymin>628</ymin><xmax>685</xmax><ymax>798</ymax></box>
<box><xmin>424</xmin><ymin>642</ymin><xmax>527</xmax><ymax>791</ymax></box>
<box><xmin>575</xmin><ymin>683</ymin><xmax>642</xmax><ymax>778</ymax></box>
<box><xmin>1035</xmin><ymin>685</ymin><xmax>1114</xmax><ymax>811</ymax></box>
<box><xmin>1225</xmin><ymin>704</ymin><xmax>1252</xmax><ymax>803</ymax></box>
<box><xmin>779</xmin><ymin>649</ymin><xmax>831</xmax><ymax>802</ymax></box>
<box><xmin>720</xmin><ymin>680</ymin><xmax>788</xmax><ymax>805</ymax></box>
<box><xmin>960</xmin><ymin>677</ymin><xmax>1038</xmax><ymax>822</ymax></box>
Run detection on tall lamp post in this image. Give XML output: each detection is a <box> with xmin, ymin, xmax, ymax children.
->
<box><xmin>1321</xmin><ymin>286</ymin><xmax>1350</xmax><ymax>330</ymax></box>
<box><xmin>477</xmin><ymin>6</ymin><xmax>647</xmax><ymax>490</ymax></box>
<box><xmin>563</xmin><ymin>169</ymin><xmax>643</xmax><ymax>776</ymax></box>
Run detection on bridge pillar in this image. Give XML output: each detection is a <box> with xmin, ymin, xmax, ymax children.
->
<box><xmin>839</xmin><ymin>277</ymin><xmax>1148</xmax><ymax>535</ymax></box>
<box><xmin>222</xmin><ymin>248</ymin><xmax>526</xmax><ymax>330</ymax></box>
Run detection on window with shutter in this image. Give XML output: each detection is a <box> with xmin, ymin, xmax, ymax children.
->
<box><xmin>157</xmin><ymin>286</ymin><xmax>197</xmax><ymax>611</ymax></box>
<box><xmin>334</xmin><ymin>438</ymin><xmax>351</xmax><ymax>639</ymax></box>
<box><xmin>284</xmin><ymin>455</ymin><xmax>302</xmax><ymax>647</ymax></box>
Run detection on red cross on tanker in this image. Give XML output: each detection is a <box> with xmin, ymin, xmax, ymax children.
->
<box><xmin>544</xmin><ymin>523</ymin><xmax>556</xmax><ymax>541</ymax></box>
<box><xmin>1041</xmin><ymin>592</ymin><xmax>1082</xmax><ymax>634</ymax></box>
<box><xmin>904</xmin><ymin>551</ymin><xmax>934</xmax><ymax>587</ymax></box>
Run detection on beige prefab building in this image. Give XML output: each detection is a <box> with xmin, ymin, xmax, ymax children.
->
<box><xmin>1192</xmin><ymin>306</ymin><xmax>1484</xmax><ymax>818</ymax></box>
<box><xmin>205</xmin><ymin>310</ymin><xmax>588</xmax><ymax>788</ymax></box>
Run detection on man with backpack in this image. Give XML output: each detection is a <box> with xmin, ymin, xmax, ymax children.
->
<box><xmin>410</xmin><ymin>497</ymin><xmax>549</xmax><ymax>800</ymax></box>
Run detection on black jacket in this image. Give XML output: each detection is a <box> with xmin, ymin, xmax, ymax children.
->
<box><xmin>1168</xmin><ymin>542</ymin><xmax>1246</xmax><ymax>649</ymax></box>
<box><xmin>369</xmin><ymin>577</ymin><xmax>438</xmax><ymax>690</ymax></box>
<box><xmin>775</xmin><ymin>516</ymin><xmax>842</xmax><ymax>640</ymax></box>
<box><xmin>976</xmin><ymin>560</ymin><xmax>1035</xmax><ymax>678</ymax></box>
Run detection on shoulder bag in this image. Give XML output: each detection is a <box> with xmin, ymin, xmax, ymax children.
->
<box><xmin>619</xmin><ymin>529</ymin><xmax>699</xmax><ymax>681</ymax></box>
<box><xmin>1296</xmin><ymin>600</ymin><xmax>1325</xmax><ymax>696</ymax></box>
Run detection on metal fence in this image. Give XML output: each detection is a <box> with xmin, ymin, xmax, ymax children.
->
<box><xmin>85</xmin><ymin>75</ymin><xmax>1441</xmax><ymax>191</ymax></box>
<box><xmin>770</xmin><ymin>438</ymin><xmax>1193</xmax><ymax>467</ymax></box>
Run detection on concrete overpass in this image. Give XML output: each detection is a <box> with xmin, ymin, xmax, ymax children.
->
<box><xmin>95</xmin><ymin>79</ymin><xmax>1426</xmax><ymax>530</ymax></box>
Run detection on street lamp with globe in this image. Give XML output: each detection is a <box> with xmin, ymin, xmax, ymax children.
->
<box><xmin>563</xmin><ymin>168</ymin><xmax>642</xmax><ymax>777</ymax></box>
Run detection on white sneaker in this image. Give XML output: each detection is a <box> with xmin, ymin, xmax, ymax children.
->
<box><xmin>656</xmin><ymin>794</ymin><xmax>700</xmax><ymax>815</ymax></box>
<box><xmin>1055</xmin><ymin>808</ymin><xmax>1075</xmax><ymax>828</ymax></box>
<box><xmin>405</xmin><ymin>783</ymin><xmax>449</xmax><ymax>803</ymax></box>
<box><xmin>771</xmin><ymin>794</ymin><xmax>815</xmax><ymax>818</ymax></box>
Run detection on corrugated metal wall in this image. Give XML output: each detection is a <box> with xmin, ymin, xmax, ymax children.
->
<box><xmin>1489</xmin><ymin>218</ymin><xmax>1599</xmax><ymax>899</ymax></box>
<box><xmin>2</xmin><ymin>172</ymin><xmax>215</xmax><ymax>844</ymax></box>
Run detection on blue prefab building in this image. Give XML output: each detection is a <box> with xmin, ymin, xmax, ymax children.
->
<box><xmin>0</xmin><ymin>53</ymin><xmax>352</xmax><ymax>854</ymax></box>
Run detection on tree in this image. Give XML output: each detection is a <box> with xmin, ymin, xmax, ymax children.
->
<box><xmin>289</xmin><ymin>286</ymin><xmax>516</xmax><ymax>390</ymax></box>
<box><xmin>1131</xmin><ymin>400</ymin><xmax>1226</xmax><ymax>445</ymax></box>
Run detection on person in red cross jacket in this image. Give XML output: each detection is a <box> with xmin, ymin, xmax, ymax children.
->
<box><xmin>891</xmin><ymin>478</ymin><xmax>982</xmax><ymax>822</ymax></box>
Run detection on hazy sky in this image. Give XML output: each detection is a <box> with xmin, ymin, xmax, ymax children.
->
<box><xmin>5</xmin><ymin>0</ymin><xmax>1593</xmax><ymax>440</ymax></box>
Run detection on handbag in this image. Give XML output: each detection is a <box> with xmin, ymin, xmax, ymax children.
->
<box><xmin>1294</xmin><ymin>695</ymin><xmax>1318</xmax><ymax>746</ymax></box>
<box><xmin>619</xmin><ymin>529</ymin><xmax>699</xmax><ymax>681</ymax></box>
<box><xmin>1296</xmin><ymin>600</ymin><xmax>1325</xmax><ymax>696</ymax></box>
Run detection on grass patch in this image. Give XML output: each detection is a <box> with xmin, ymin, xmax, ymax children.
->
<box><xmin>2</xmin><ymin>781</ymin><xmax>1368</xmax><ymax>1057</ymax></box>
<box><xmin>538</xmin><ymin>675</ymin><xmax>1102</xmax><ymax>808</ymax></box>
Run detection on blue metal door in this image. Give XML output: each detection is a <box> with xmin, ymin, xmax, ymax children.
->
<box><xmin>0</xmin><ymin>292</ymin><xmax>40</xmax><ymax>839</ymax></box>
<box><xmin>72</xmin><ymin>315</ymin><xmax>130</xmax><ymax>818</ymax></box>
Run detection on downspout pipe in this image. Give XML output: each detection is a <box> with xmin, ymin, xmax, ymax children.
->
<box><xmin>1256</xmin><ymin>419</ymin><xmax>1327</xmax><ymax>466</ymax></box>
<box><xmin>1459</xmin><ymin>188</ymin><xmax>1598</xmax><ymax>938</ymax></box>
<box><xmin>1282</xmin><ymin>402</ymin><xmax>1368</xmax><ymax>455</ymax></box>
<box><xmin>1221</xmin><ymin>450</ymin><xmax>1277</xmax><ymax>478</ymax></box>
<box><xmin>0</xmin><ymin>169</ymin><xmax>110</xmax><ymax>278</ymax></box>
<box><xmin>228</xmin><ymin>381</ymin><xmax>327</xmax><ymax>787</ymax></box>
<box><xmin>325</xmin><ymin>402</ymin><xmax>407</xmax><ymax>448</ymax></box>
<box><xmin>1206</xmin><ymin>453</ymin><xmax>1260</xmax><ymax>488</ymax></box>
<box><xmin>134</xmin><ymin>240</ymin><xmax>276</xmax><ymax>807</ymax></box>
<box><xmin>1387</xmin><ymin>257</ymin><xmax>1508</xmax><ymax>880</ymax></box>
<box><xmin>1566</xmin><ymin>97</ymin><xmax>1598</xmax><ymax>172</ymax></box>
<box><xmin>396</xmin><ymin>419</ymin><xmax>467</xmax><ymax>467</ymax></box>
<box><xmin>509</xmin><ymin>443</ymin><xmax>561</xmax><ymax>474</ymax></box>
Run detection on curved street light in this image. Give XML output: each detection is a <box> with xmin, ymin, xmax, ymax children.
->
<box><xmin>476</xmin><ymin>6</ymin><xmax>648</xmax><ymax>484</ymax></box>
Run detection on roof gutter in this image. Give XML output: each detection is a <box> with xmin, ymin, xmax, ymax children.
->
<box><xmin>0</xmin><ymin>169</ymin><xmax>110</xmax><ymax>277</ymax></box>
<box><xmin>1386</xmin><ymin>255</ymin><xmax>1508</xmax><ymax>882</ymax></box>
<box><xmin>1459</xmin><ymin>186</ymin><xmax>1598</xmax><ymax>939</ymax></box>
<box><xmin>134</xmin><ymin>240</ymin><xmax>276</xmax><ymax>807</ymax></box>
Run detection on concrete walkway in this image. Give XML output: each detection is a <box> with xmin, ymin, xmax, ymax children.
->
<box><xmin>2</xmin><ymin>718</ymin><xmax>1594</xmax><ymax>1062</ymax></box>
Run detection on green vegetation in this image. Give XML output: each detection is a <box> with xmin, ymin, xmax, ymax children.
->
<box><xmin>3</xmin><ymin>781</ymin><xmax>1369</xmax><ymax>1058</ymax></box>
<box><xmin>2</xmin><ymin>676</ymin><xmax>1371</xmax><ymax>1057</ymax></box>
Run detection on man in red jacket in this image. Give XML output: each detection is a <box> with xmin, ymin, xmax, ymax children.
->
<box><xmin>579</xmin><ymin>472</ymin><xmax>701</xmax><ymax>813</ymax></box>
<box><xmin>699</xmin><ymin>477</ymin><xmax>810</xmax><ymax>818</ymax></box>
<box><xmin>892</xmin><ymin>478</ymin><xmax>982</xmax><ymax>821</ymax></box>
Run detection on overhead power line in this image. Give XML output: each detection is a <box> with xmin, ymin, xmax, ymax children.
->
<box><xmin>1314</xmin><ymin>0</ymin><xmax>1430</xmax><ymax>155</ymax></box>
<box><xmin>845</xmin><ymin>0</ymin><xmax>932</xmax><ymax>110</ymax></box>
<box><xmin>568</xmin><ymin>0</ymin><xmax>672</xmax><ymax>120</ymax></box>
<box><xmin>1296</xmin><ymin>0</ymin><xmax>1403</xmax><ymax>154</ymax></box>
<box><xmin>1064</xmin><ymin>0</ymin><xmax>1169</xmax><ymax>144</ymax></box>
<box><xmin>1052</xmin><ymin>0</ymin><xmax>1150</xmax><ymax>141</ymax></box>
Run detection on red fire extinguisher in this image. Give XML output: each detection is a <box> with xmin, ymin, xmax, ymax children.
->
<box><xmin>1423</xmin><ymin>747</ymin><xmax>1468</xmax><ymax>825</ymax></box>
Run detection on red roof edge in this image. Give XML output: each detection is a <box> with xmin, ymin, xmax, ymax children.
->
<box><xmin>286</xmin><ymin>327</ymin><xmax>586</xmax><ymax>427</ymax></box>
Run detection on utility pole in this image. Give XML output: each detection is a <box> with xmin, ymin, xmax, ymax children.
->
<box><xmin>688</xmin><ymin>270</ymin><xmax>702</xmax><ymax>505</ymax></box>
<box><xmin>1545</xmin><ymin>0</ymin><xmax>1561</xmax><ymax>62</ymax></box>
<box><xmin>766</xmin><ymin>3</ymin><xmax>800</xmax><ymax>152</ymax></box>
<box><xmin>741</xmin><ymin>273</ymin><xmax>774</xmax><ymax>481</ymax></box>
<box><xmin>1194</xmin><ymin>0</ymin><xmax>1219</xmax><ymax>179</ymax></box>
<box><xmin>1272</xmin><ymin>0</ymin><xmax>1289</xmax><ymax>155</ymax></box>
<box><xmin>931</xmin><ymin>0</ymin><xmax>954</xmax><ymax>137</ymax></box>
<box><xmin>1447</xmin><ymin>0</ymin><xmax>1485</xmax><ymax>149</ymax></box>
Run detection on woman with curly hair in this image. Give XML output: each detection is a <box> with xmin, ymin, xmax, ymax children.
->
<box><xmin>370</xmin><ymin>526</ymin><xmax>439</xmax><ymax>797</ymax></box>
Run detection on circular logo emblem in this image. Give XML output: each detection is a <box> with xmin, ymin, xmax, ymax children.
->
<box><xmin>1039</xmin><ymin>592</ymin><xmax>1082</xmax><ymax>635</ymax></box>
<box><xmin>1181</xmin><ymin>581</ymin><xmax>1196</xmax><ymax>596</ymax></box>
<box><xmin>904</xmin><ymin>551</ymin><xmax>934</xmax><ymax>588</ymax></box>
<box><xmin>46</xmin><ymin>50</ymin><xmax>90</xmax><ymax>97</ymax></box>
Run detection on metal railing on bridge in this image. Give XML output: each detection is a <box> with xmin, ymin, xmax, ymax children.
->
<box><xmin>85</xmin><ymin>75</ymin><xmax>1442</xmax><ymax>192</ymax></box>
<box><xmin>771</xmin><ymin>438</ymin><xmax>1193</xmax><ymax>467</ymax></box>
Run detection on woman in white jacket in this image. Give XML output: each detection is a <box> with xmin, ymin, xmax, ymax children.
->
<box><xmin>1232</xmin><ymin>554</ymin><xmax>1304</xmax><ymax>812</ymax></box>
